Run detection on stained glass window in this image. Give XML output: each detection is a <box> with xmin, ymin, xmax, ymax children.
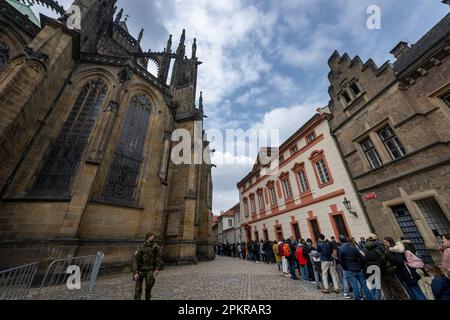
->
<box><xmin>102</xmin><ymin>95</ymin><xmax>151</xmax><ymax>204</ymax></box>
<box><xmin>29</xmin><ymin>79</ymin><xmax>107</xmax><ymax>197</ymax></box>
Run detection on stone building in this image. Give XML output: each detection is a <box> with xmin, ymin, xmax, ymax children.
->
<box><xmin>237</xmin><ymin>110</ymin><xmax>371</xmax><ymax>245</ymax></box>
<box><xmin>327</xmin><ymin>11</ymin><xmax>450</xmax><ymax>263</ymax></box>
<box><xmin>0</xmin><ymin>0</ymin><xmax>214</xmax><ymax>270</ymax></box>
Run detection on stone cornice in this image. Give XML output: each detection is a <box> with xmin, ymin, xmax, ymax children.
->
<box><xmin>79</xmin><ymin>53</ymin><xmax>171</xmax><ymax>95</ymax></box>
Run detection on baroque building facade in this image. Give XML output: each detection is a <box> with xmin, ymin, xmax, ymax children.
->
<box><xmin>0</xmin><ymin>0</ymin><xmax>214</xmax><ymax>270</ymax></box>
<box><xmin>237</xmin><ymin>110</ymin><xmax>371</xmax><ymax>245</ymax></box>
<box><xmin>327</xmin><ymin>11</ymin><xmax>450</xmax><ymax>264</ymax></box>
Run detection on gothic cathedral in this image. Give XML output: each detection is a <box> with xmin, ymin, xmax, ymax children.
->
<box><xmin>0</xmin><ymin>0</ymin><xmax>214</xmax><ymax>270</ymax></box>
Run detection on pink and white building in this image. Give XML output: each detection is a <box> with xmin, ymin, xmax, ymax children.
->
<box><xmin>237</xmin><ymin>110</ymin><xmax>372</xmax><ymax>244</ymax></box>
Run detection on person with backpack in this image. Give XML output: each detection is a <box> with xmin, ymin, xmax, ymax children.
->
<box><xmin>365</xmin><ymin>234</ymin><xmax>409</xmax><ymax>300</ymax></box>
<box><xmin>304</xmin><ymin>239</ymin><xmax>316</xmax><ymax>282</ymax></box>
<box><xmin>286</xmin><ymin>239</ymin><xmax>299</xmax><ymax>280</ymax></box>
<box><xmin>310</xmin><ymin>250</ymin><xmax>322</xmax><ymax>289</ymax></box>
<box><xmin>273</xmin><ymin>241</ymin><xmax>282</xmax><ymax>271</ymax></box>
<box><xmin>338</xmin><ymin>235</ymin><xmax>373</xmax><ymax>300</ymax></box>
<box><xmin>296</xmin><ymin>243</ymin><xmax>309</xmax><ymax>281</ymax></box>
<box><xmin>363</xmin><ymin>234</ymin><xmax>384</xmax><ymax>300</ymax></box>
<box><xmin>317</xmin><ymin>234</ymin><xmax>340</xmax><ymax>294</ymax></box>
<box><xmin>279</xmin><ymin>240</ymin><xmax>289</xmax><ymax>277</ymax></box>
<box><xmin>388</xmin><ymin>238</ymin><xmax>427</xmax><ymax>300</ymax></box>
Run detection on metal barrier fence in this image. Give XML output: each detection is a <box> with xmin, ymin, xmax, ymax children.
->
<box><xmin>0</xmin><ymin>251</ymin><xmax>104</xmax><ymax>300</ymax></box>
<box><xmin>0</xmin><ymin>262</ymin><xmax>38</xmax><ymax>300</ymax></box>
<box><xmin>36</xmin><ymin>251</ymin><xmax>104</xmax><ymax>300</ymax></box>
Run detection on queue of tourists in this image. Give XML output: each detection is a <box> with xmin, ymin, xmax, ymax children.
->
<box><xmin>214</xmin><ymin>233</ymin><xmax>450</xmax><ymax>300</ymax></box>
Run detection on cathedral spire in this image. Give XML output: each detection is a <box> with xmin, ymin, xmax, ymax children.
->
<box><xmin>137</xmin><ymin>28</ymin><xmax>144</xmax><ymax>44</ymax></box>
<box><xmin>176</xmin><ymin>29</ymin><xmax>186</xmax><ymax>57</ymax></box>
<box><xmin>166</xmin><ymin>34</ymin><xmax>173</xmax><ymax>53</ymax></box>
<box><xmin>115</xmin><ymin>8</ymin><xmax>123</xmax><ymax>22</ymax></box>
<box><xmin>180</xmin><ymin>29</ymin><xmax>186</xmax><ymax>46</ymax></box>
<box><xmin>192</xmin><ymin>38</ymin><xmax>197</xmax><ymax>60</ymax></box>
<box><xmin>199</xmin><ymin>91</ymin><xmax>204</xmax><ymax>112</ymax></box>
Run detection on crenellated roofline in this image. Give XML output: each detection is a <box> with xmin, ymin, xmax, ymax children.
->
<box><xmin>17</xmin><ymin>0</ymin><xmax>65</xmax><ymax>15</ymax></box>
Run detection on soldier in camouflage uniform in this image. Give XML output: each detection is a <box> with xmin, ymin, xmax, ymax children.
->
<box><xmin>133</xmin><ymin>232</ymin><xmax>161</xmax><ymax>300</ymax></box>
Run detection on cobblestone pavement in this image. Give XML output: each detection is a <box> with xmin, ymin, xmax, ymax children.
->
<box><xmin>90</xmin><ymin>256</ymin><xmax>344</xmax><ymax>300</ymax></box>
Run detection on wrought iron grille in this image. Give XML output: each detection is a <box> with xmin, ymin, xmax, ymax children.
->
<box><xmin>415</xmin><ymin>197</ymin><xmax>450</xmax><ymax>245</ymax></box>
<box><xmin>29</xmin><ymin>79</ymin><xmax>107</xmax><ymax>198</ymax></box>
<box><xmin>102</xmin><ymin>95</ymin><xmax>151</xmax><ymax>204</ymax></box>
<box><xmin>391</xmin><ymin>204</ymin><xmax>434</xmax><ymax>263</ymax></box>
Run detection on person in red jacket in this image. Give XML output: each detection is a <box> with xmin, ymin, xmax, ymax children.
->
<box><xmin>296</xmin><ymin>244</ymin><xmax>310</xmax><ymax>281</ymax></box>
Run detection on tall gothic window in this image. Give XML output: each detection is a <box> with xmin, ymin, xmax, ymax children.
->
<box><xmin>0</xmin><ymin>40</ymin><xmax>9</xmax><ymax>69</ymax></box>
<box><xmin>29</xmin><ymin>79</ymin><xmax>107</xmax><ymax>197</ymax></box>
<box><xmin>102</xmin><ymin>95</ymin><xmax>151</xmax><ymax>204</ymax></box>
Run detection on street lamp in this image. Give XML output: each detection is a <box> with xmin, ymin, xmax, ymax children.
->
<box><xmin>343</xmin><ymin>197</ymin><xmax>358</xmax><ymax>217</ymax></box>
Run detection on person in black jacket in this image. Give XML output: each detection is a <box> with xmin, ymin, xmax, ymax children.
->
<box><xmin>338</xmin><ymin>236</ymin><xmax>373</xmax><ymax>300</ymax></box>
<box><xmin>287</xmin><ymin>239</ymin><xmax>299</xmax><ymax>280</ymax></box>
<box><xmin>363</xmin><ymin>236</ymin><xmax>384</xmax><ymax>300</ymax></box>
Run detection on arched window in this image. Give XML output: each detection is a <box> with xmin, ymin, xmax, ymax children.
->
<box><xmin>30</xmin><ymin>79</ymin><xmax>107</xmax><ymax>197</ymax></box>
<box><xmin>0</xmin><ymin>40</ymin><xmax>9</xmax><ymax>69</ymax></box>
<box><xmin>102</xmin><ymin>95</ymin><xmax>151</xmax><ymax>204</ymax></box>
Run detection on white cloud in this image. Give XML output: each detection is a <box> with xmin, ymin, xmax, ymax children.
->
<box><xmin>153</xmin><ymin>0</ymin><xmax>277</xmax><ymax>108</ymax></box>
<box><xmin>251</xmin><ymin>103</ymin><xmax>319</xmax><ymax>143</ymax></box>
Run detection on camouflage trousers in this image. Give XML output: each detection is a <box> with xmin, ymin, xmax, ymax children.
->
<box><xmin>134</xmin><ymin>271</ymin><xmax>155</xmax><ymax>300</ymax></box>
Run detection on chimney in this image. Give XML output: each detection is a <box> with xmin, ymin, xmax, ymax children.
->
<box><xmin>390</xmin><ymin>41</ymin><xmax>411</xmax><ymax>59</ymax></box>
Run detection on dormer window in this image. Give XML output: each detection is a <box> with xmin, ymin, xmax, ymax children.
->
<box><xmin>350</xmin><ymin>82</ymin><xmax>361</xmax><ymax>96</ymax></box>
<box><xmin>340</xmin><ymin>80</ymin><xmax>362</xmax><ymax>107</ymax></box>
<box><xmin>290</xmin><ymin>146</ymin><xmax>298</xmax><ymax>156</ymax></box>
<box><xmin>306</xmin><ymin>132</ymin><xmax>316</xmax><ymax>144</ymax></box>
<box><xmin>342</xmin><ymin>91</ymin><xmax>352</xmax><ymax>104</ymax></box>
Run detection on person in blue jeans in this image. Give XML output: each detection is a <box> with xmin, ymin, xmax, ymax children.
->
<box><xmin>338</xmin><ymin>235</ymin><xmax>373</xmax><ymax>300</ymax></box>
<box><xmin>385</xmin><ymin>237</ymin><xmax>427</xmax><ymax>300</ymax></box>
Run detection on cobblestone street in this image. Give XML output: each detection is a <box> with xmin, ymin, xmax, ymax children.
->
<box><xmin>92</xmin><ymin>256</ymin><xmax>343</xmax><ymax>300</ymax></box>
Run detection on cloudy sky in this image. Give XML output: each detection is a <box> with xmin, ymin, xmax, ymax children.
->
<box><xmin>32</xmin><ymin>0</ymin><xmax>447</xmax><ymax>214</ymax></box>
